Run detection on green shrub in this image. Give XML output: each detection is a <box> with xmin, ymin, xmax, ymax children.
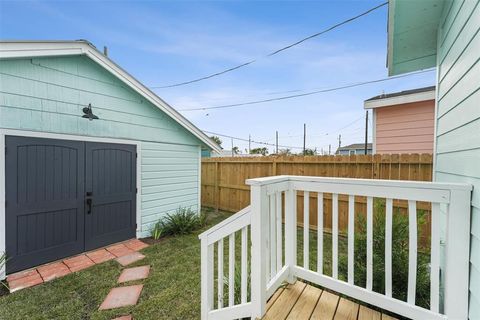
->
<box><xmin>150</xmin><ymin>221</ymin><xmax>163</xmax><ymax>240</ymax></box>
<box><xmin>339</xmin><ymin>199</ymin><xmax>431</xmax><ymax>309</ymax></box>
<box><xmin>1</xmin><ymin>252</ymin><xmax>8</xmax><ymax>290</ymax></box>
<box><xmin>0</xmin><ymin>252</ymin><xmax>5</xmax><ymax>269</ymax></box>
<box><xmin>150</xmin><ymin>207</ymin><xmax>204</xmax><ymax>238</ymax></box>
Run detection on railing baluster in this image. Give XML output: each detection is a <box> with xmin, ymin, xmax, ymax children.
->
<box><xmin>229</xmin><ymin>233</ymin><xmax>235</xmax><ymax>307</ymax></box>
<box><xmin>200</xmin><ymin>238</ymin><xmax>214</xmax><ymax>319</ymax></box>
<box><xmin>332</xmin><ymin>193</ymin><xmax>338</xmax><ymax>279</ymax></box>
<box><xmin>347</xmin><ymin>195</ymin><xmax>355</xmax><ymax>285</ymax></box>
<box><xmin>241</xmin><ymin>226</ymin><xmax>248</xmax><ymax>304</ymax></box>
<box><xmin>366</xmin><ymin>196</ymin><xmax>373</xmax><ymax>291</ymax></box>
<box><xmin>285</xmin><ymin>188</ymin><xmax>297</xmax><ymax>284</ymax></box>
<box><xmin>317</xmin><ymin>192</ymin><xmax>324</xmax><ymax>274</ymax></box>
<box><xmin>430</xmin><ymin>202</ymin><xmax>440</xmax><ymax>313</ymax></box>
<box><xmin>385</xmin><ymin>198</ymin><xmax>393</xmax><ymax>297</ymax></box>
<box><xmin>304</xmin><ymin>191</ymin><xmax>310</xmax><ymax>269</ymax></box>
<box><xmin>407</xmin><ymin>200</ymin><xmax>417</xmax><ymax>305</ymax></box>
<box><xmin>270</xmin><ymin>195</ymin><xmax>276</xmax><ymax>279</ymax></box>
<box><xmin>250</xmin><ymin>184</ymin><xmax>268</xmax><ymax>318</ymax></box>
<box><xmin>218</xmin><ymin>239</ymin><xmax>224</xmax><ymax>308</ymax></box>
<box><xmin>276</xmin><ymin>192</ymin><xmax>282</xmax><ymax>272</ymax></box>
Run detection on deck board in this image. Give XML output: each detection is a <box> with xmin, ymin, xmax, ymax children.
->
<box><xmin>310</xmin><ymin>290</ymin><xmax>340</xmax><ymax>320</ymax></box>
<box><xmin>286</xmin><ymin>285</ymin><xmax>322</xmax><ymax>319</ymax></box>
<box><xmin>334</xmin><ymin>298</ymin><xmax>359</xmax><ymax>320</ymax></box>
<box><xmin>263</xmin><ymin>281</ymin><xmax>306</xmax><ymax>320</ymax></box>
<box><xmin>263</xmin><ymin>281</ymin><xmax>398</xmax><ymax>320</ymax></box>
<box><xmin>358</xmin><ymin>305</ymin><xmax>381</xmax><ymax>320</ymax></box>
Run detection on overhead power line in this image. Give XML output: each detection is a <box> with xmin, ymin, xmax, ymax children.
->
<box><xmin>150</xmin><ymin>2</ymin><xmax>388</xmax><ymax>89</ymax></box>
<box><xmin>178</xmin><ymin>69</ymin><xmax>435</xmax><ymax>111</ymax></box>
<box><xmin>204</xmin><ymin>130</ymin><xmax>305</xmax><ymax>150</ymax></box>
<box><xmin>204</xmin><ymin>113</ymin><xmax>367</xmax><ymax>151</ymax></box>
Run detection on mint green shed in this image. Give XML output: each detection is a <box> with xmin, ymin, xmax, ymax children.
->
<box><xmin>0</xmin><ymin>41</ymin><xmax>220</xmax><ymax>276</ymax></box>
<box><xmin>388</xmin><ymin>1</ymin><xmax>479</xmax><ymax>318</ymax></box>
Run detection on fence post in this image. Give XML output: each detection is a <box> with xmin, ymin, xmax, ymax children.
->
<box><xmin>200</xmin><ymin>236</ymin><xmax>213</xmax><ymax>320</ymax></box>
<box><xmin>444</xmin><ymin>188</ymin><xmax>471</xmax><ymax>319</ymax></box>
<box><xmin>250</xmin><ymin>183</ymin><xmax>268</xmax><ymax>319</ymax></box>
<box><xmin>285</xmin><ymin>182</ymin><xmax>297</xmax><ymax>283</ymax></box>
<box><xmin>214</xmin><ymin>161</ymin><xmax>219</xmax><ymax>211</ymax></box>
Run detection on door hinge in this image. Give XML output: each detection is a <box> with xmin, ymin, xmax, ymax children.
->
<box><xmin>136</xmin><ymin>153</ymin><xmax>138</xmax><ymax>158</ymax></box>
<box><xmin>136</xmin><ymin>187</ymin><xmax>138</xmax><ymax>194</ymax></box>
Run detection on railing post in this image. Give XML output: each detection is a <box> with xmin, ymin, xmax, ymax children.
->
<box><xmin>444</xmin><ymin>188</ymin><xmax>471</xmax><ymax>320</ymax></box>
<box><xmin>250</xmin><ymin>184</ymin><xmax>268</xmax><ymax>319</ymax></box>
<box><xmin>285</xmin><ymin>184</ymin><xmax>297</xmax><ymax>283</ymax></box>
<box><xmin>200</xmin><ymin>236</ymin><xmax>213</xmax><ymax>320</ymax></box>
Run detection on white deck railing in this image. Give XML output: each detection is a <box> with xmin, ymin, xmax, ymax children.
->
<box><xmin>199</xmin><ymin>176</ymin><xmax>472</xmax><ymax>320</ymax></box>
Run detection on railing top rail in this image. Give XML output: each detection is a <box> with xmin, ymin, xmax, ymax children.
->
<box><xmin>198</xmin><ymin>206</ymin><xmax>251</xmax><ymax>240</ymax></box>
<box><xmin>246</xmin><ymin>175</ymin><xmax>472</xmax><ymax>191</ymax></box>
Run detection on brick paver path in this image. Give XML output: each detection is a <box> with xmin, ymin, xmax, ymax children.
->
<box><xmin>116</xmin><ymin>252</ymin><xmax>145</xmax><ymax>267</ymax></box>
<box><xmin>99</xmin><ymin>285</ymin><xmax>144</xmax><ymax>310</ymax></box>
<box><xmin>6</xmin><ymin>239</ymin><xmax>149</xmax><ymax>293</ymax></box>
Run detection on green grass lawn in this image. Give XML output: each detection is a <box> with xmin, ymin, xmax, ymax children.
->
<box><xmin>2</xmin><ymin>207</ymin><xmax>409</xmax><ymax>320</ymax></box>
<box><xmin>0</xmin><ymin>208</ymin><xmax>344</xmax><ymax>320</ymax></box>
<box><xmin>0</xmin><ymin>209</ymin><xmax>233</xmax><ymax>320</ymax></box>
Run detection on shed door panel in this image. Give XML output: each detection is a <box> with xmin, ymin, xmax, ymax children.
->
<box><xmin>84</xmin><ymin>142</ymin><xmax>136</xmax><ymax>250</ymax></box>
<box><xmin>5</xmin><ymin>136</ymin><xmax>85</xmax><ymax>273</ymax></box>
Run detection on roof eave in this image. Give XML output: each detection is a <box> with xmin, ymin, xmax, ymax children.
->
<box><xmin>387</xmin><ymin>0</ymin><xmax>444</xmax><ymax>76</ymax></box>
<box><xmin>364</xmin><ymin>89</ymin><xmax>436</xmax><ymax>109</ymax></box>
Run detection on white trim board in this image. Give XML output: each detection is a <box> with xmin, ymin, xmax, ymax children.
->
<box><xmin>0</xmin><ymin>40</ymin><xmax>221</xmax><ymax>154</ymax></box>
<box><xmin>0</xmin><ymin>128</ymin><xmax>143</xmax><ymax>279</ymax></box>
<box><xmin>364</xmin><ymin>90</ymin><xmax>436</xmax><ymax>109</ymax></box>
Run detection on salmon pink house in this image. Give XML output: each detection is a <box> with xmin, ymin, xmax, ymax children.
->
<box><xmin>364</xmin><ymin>86</ymin><xmax>436</xmax><ymax>154</ymax></box>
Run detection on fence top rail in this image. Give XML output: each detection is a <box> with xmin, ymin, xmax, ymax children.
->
<box><xmin>246</xmin><ymin>175</ymin><xmax>472</xmax><ymax>191</ymax></box>
<box><xmin>198</xmin><ymin>206</ymin><xmax>251</xmax><ymax>241</ymax></box>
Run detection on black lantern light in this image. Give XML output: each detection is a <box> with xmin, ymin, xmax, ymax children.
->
<box><xmin>82</xmin><ymin>103</ymin><xmax>99</xmax><ymax>120</ymax></box>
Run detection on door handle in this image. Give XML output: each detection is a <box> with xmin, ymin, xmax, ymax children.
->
<box><xmin>86</xmin><ymin>192</ymin><xmax>93</xmax><ymax>214</ymax></box>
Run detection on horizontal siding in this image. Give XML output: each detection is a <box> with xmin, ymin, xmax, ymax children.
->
<box><xmin>375</xmin><ymin>101</ymin><xmax>434</xmax><ymax>154</ymax></box>
<box><xmin>0</xmin><ymin>55</ymin><xmax>205</xmax><ymax>240</ymax></box>
<box><xmin>0</xmin><ymin>56</ymin><xmax>201</xmax><ymax>147</ymax></box>
<box><xmin>438</xmin><ymin>0</ymin><xmax>480</xmax><ymax>80</ymax></box>
<box><xmin>139</xmin><ymin>142</ymin><xmax>199</xmax><ymax>237</ymax></box>
<box><xmin>435</xmin><ymin>2</ymin><xmax>480</xmax><ymax>318</ymax></box>
<box><xmin>435</xmin><ymin>149</ymin><xmax>480</xmax><ymax>179</ymax></box>
<box><xmin>437</xmin><ymin>58</ymin><xmax>480</xmax><ymax>117</ymax></box>
<box><xmin>437</xmin><ymin>88</ymin><xmax>480</xmax><ymax>136</ymax></box>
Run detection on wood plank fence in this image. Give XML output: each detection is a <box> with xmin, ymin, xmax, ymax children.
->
<box><xmin>201</xmin><ymin>154</ymin><xmax>434</xmax><ymax>245</ymax></box>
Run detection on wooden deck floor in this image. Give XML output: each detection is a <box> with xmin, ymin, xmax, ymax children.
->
<box><xmin>263</xmin><ymin>281</ymin><xmax>398</xmax><ymax>320</ymax></box>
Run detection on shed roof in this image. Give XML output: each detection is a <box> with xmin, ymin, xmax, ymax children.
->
<box><xmin>365</xmin><ymin>86</ymin><xmax>436</xmax><ymax>102</ymax></box>
<box><xmin>0</xmin><ymin>40</ymin><xmax>221</xmax><ymax>153</ymax></box>
<box><xmin>364</xmin><ymin>86</ymin><xmax>436</xmax><ymax>109</ymax></box>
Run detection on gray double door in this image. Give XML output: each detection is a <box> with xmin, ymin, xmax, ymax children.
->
<box><xmin>5</xmin><ymin>136</ymin><xmax>137</xmax><ymax>273</ymax></box>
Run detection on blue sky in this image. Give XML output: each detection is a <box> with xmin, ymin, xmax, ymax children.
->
<box><xmin>0</xmin><ymin>0</ymin><xmax>435</xmax><ymax>154</ymax></box>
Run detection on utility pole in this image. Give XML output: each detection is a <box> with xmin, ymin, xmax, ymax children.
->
<box><xmin>364</xmin><ymin>110</ymin><xmax>369</xmax><ymax>155</ymax></box>
<box><xmin>276</xmin><ymin>131</ymin><xmax>279</xmax><ymax>154</ymax></box>
<box><xmin>231</xmin><ymin>137</ymin><xmax>234</xmax><ymax>157</ymax></box>
<box><xmin>303</xmin><ymin>123</ymin><xmax>306</xmax><ymax>155</ymax></box>
<box><xmin>329</xmin><ymin>144</ymin><xmax>331</xmax><ymax>155</ymax></box>
<box><xmin>248</xmin><ymin>134</ymin><xmax>251</xmax><ymax>154</ymax></box>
